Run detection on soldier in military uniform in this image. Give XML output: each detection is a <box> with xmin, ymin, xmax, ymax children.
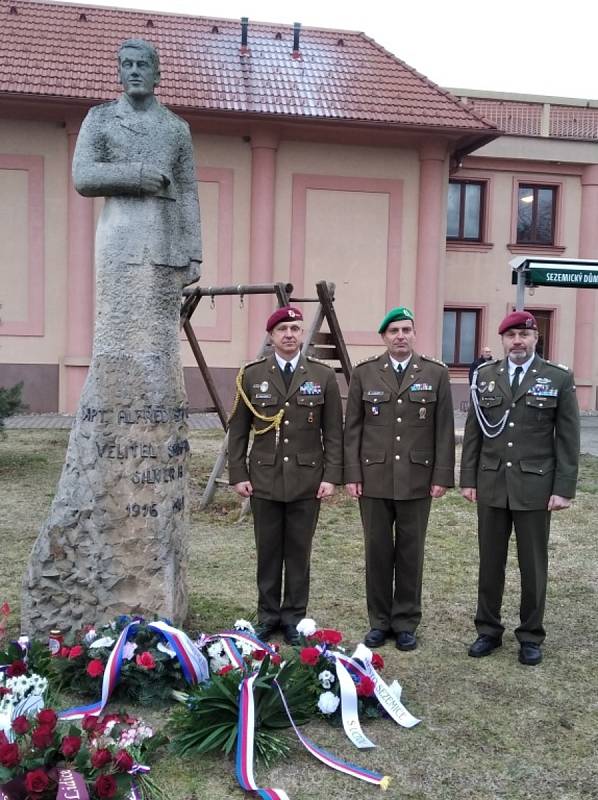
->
<box><xmin>228</xmin><ymin>306</ymin><xmax>343</xmax><ymax>644</ymax></box>
<box><xmin>460</xmin><ymin>311</ymin><xmax>580</xmax><ymax>666</ymax></box>
<box><xmin>344</xmin><ymin>307</ymin><xmax>455</xmax><ymax>650</ymax></box>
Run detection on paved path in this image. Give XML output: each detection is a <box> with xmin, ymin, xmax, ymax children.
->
<box><xmin>6</xmin><ymin>410</ymin><xmax>598</xmax><ymax>455</ymax></box>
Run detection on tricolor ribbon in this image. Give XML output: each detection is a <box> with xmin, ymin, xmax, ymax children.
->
<box><xmin>235</xmin><ymin>673</ymin><xmax>390</xmax><ymax>799</ymax></box>
<box><xmin>202</xmin><ymin>630</ymin><xmax>279</xmax><ymax>672</ymax></box>
<box><xmin>59</xmin><ymin>621</ymin><xmax>208</xmax><ymax>720</ymax></box>
<box><xmin>331</xmin><ymin>647</ymin><xmax>420</xmax><ymax>731</ymax></box>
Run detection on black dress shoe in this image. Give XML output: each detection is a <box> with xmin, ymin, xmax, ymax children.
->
<box><xmin>363</xmin><ymin>629</ymin><xmax>390</xmax><ymax>648</ymax></box>
<box><xmin>255</xmin><ymin>622</ymin><xmax>278</xmax><ymax>641</ymax></box>
<box><xmin>281</xmin><ymin>624</ymin><xmax>300</xmax><ymax>645</ymax></box>
<box><xmin>468</xmin><ymin>634</ymin><xmax>502</xmax><ymax>658</ymax></box>
<box><xmin>396</xmin><ymin>631</ymin><xmax>417</xmax><ymax>651</ymax></box>
<box><xmin>519</xmin><ymin>641</ymin><xmax>542</xmax><ymax>666</ymax></box>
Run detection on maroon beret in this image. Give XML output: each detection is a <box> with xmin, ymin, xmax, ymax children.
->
<box><xmin>266</xmin><ymin>306</ymin><xmax>303</xmax><ymax>332</ymax></box>
<box><xmin>498</xmin><ymin>311</ymin><xmax>538</xmax><ymax>335</ymax></box>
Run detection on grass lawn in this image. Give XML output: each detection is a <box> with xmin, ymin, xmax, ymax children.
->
<box><xmin>1</xmin><ymin>430</ymin><xmax>597</xmax><ymax>800</ymax></box>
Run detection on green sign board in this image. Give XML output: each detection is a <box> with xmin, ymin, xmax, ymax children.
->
<box><xmin>511</xmin><ymin>263</ymin><xmax>598</xmax><ymax>289</ymax></box>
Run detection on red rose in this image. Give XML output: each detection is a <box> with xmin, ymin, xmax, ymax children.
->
<box><xmin>217</xmin><ymin>665</ymin><xmax>233</xmax><ymax>675</ymax></box>
<box><xmin>6</xmin><ymin>659</ymin><xmax>27</xmax><ymax>678</ymax></box>
<box><xmin>59</xmin><ymin>646</ymin><xmax>71</xmax><ymax>658</ymax></box>
<box><xmin>0</xmin><ymin>742</ymin><xmax>21</xmax><ymax>768</ymax></box>
<box><xmin>135</xmin><ymin>651</ymin><xmax>156</xmax><ymax>670</ymax></box>
<box><xmin>356</xmin><ymin>676</ymin><xmax>376</xmax><ymax>697</ymax></box>
<box><xmin>252</xmin><ymin>649</ymin><xmax>267</xmax><ymax>661</ymax></box>
<box><xmin>0</xmin><ymin>687</ymin><xmax>11</xmax><ymax>697</ymax></box>
<box><xmin>31</xmin><ymin>725</ymin><xmax>54</xmax><ymax>749</ymax></box>
<box><xmin>68</xmin><ymin>644</ymin><xmax>83</xmax><ymax>659</ymax></box>
<box><xmin>94</xmin><ymin>774</ymin><xmax>117</xmax><ymax>798</ymax></box>
<box><xmin>114</xmin><ymin>749</ymin><xmax>134</xmax><ymax>772</ymax></box>
<box><xmin>24</xmin><ymin>768</ymin><xmax>50</xmax><ymax>794</ymax></box>
<box><xmin>60</xmin><ymin>735</ymin><xmax>82</xmax><ymax>758</ymax></box>
<box><xmin>371</xmin><ymin>653</ymin><xmax>384</xmax><ymax>670</ymax></box>
<box><xmin>37</xmin><ymin>709</ymin><xmax>58</xmax><ymax>730</ymax></box>
<box><xmin>299</xmin><ymin>647</ymin><xmax>320</xmax><ymax>666</ymax></box>
<box><xmin>0</xmin><ymin>732</ymin><xmax>7</xmax><ymax>746</ymax></box>
<box><xmin>314</xmin><ymin>629</ymin><xmax>343</xmax><ymax>646</ymax></box>
<box><xmin>271</xmin><ymin>654</ymin><xmax>282</xmax><ymax>666</ymax></box>
<box><xmin>82</xmin><ymin>714</ymin><xmax>98</xmax><ymax>732</ymax></box>
<box><xmin>12</xmin><ymin>715</ymin><xmax>30</xmax><ymax>735</ymax></box>
<box><xmin>91</xmin><ymin>748</ymin><xmax>112</xmax><ymax>768</ymax></box>
<box><xmin>87</xmin><ymin>659</ymin><xmax>105</xmax><ymax>678</ymax></box>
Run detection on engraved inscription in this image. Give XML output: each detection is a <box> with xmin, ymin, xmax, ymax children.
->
<box><xmin>131</xmin><ymin>465</ymin><xmax>184</xmax><ymax>485</ymax></box>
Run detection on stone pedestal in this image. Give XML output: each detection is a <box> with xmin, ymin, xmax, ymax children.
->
<box><xmin>22</xmin><ymin>260</ymin><xmax>191</xmax><ymax>637</ymax></box>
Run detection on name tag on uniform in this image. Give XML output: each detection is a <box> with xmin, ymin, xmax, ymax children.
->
<box><xmin>367</xmin><ymin>390</ymin><xmax>385</xmax><ymax>397</ymax></box>
<box><xmin>255</xmin><ymin>393</ymin><xmax>272</xmax><ymax>399</ymax></box>
<box><xmin>411</xmin><ymin>383</ymin><xmax>433</xmax><ymax>392</ymax></box>
<box><xmin>300</xmin><ymin>382</ymin><xmax>322</xmax><ymax>395</ymax></box>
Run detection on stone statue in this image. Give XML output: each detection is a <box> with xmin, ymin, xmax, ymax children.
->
<box><xmin>22</xmin><ymin>40</ymin><xmax>202</xmax><ymax>637</ymax></box>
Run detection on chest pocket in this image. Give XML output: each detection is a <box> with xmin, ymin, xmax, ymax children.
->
<box><xmin>479</xmin><ymin>396</ymin><xmax>503</xmax><ymax>409</ymax></box>
<box><xmin>408</xmin><ymin>390</ymin><xmax>437</xmax><ymax>404</ymax></box>
<box><xmin>251</xmin><ymin>394</ymin><xmax>279</xmax><ymax>409</ymax></box>
<box><xmin>362</xmin><ymin>391</ymin><xmax>391</xmax><ymax>425</ymax></box>
<box><xmin>296</xmin><ymin>393</ymin><xmax>324</xmax><ymax>428</ymax></box>
<box><xmin>526</xmin><ymin>393</ymin><xmax>557</xmax><ymax>423</ymax></box>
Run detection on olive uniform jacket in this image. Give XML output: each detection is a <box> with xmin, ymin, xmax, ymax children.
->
<box><xmin>460</xmin><ymin>356</ymin><xmax>580</xmax><ymax>510</ymax></box>
<box><xmin>228</xmin><ymin>354</ymin><xmax>343</xmax><ymax>503</ymax></box>
<box><xmin>344</xmin><ymin>352</ymin><xmax>455</xmax><ymax>499</ymax></box>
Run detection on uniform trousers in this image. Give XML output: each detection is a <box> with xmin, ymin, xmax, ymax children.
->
<box><xmin>359</xmin><ymin>495</ymin><xmax>432</xmax><ymax>633</ymax></box>
<box><xmin>475</xmin><ymin>503</ymin><xmax>551</xmax><ymax>644</ymax></box>
<box><xmin>250</xmin><ymin>496</ymin><xmax>321</xmax><ymax>626</ymax></box>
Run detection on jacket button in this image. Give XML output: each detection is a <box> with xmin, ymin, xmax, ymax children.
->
<box><xmin>397</xmin><ymin>417</ymin><xmax>402</xmax><ymax>423</ymax></box>
<box><xmin>506</xmin><ymin>461</ymin><xmax>512</xmax><ymax>467</ymax></box>
<box><xmin>539</xmin><ymin>469</ymin><xmax>543</xmax><ymax>473</ymax></box>
<box><xmin>507</xmin><ymin>442</ymin><xmax>513</xmax><ymax>447</ymax></box>
<box><xmin>397</xmin><ymin>399</ymin><xmax>403</xmax><ymax>404</ymax></box>
<box><xmin>395</xmin><ymin>455</ymin><xmax>400</xmax><ymax>460</ymax></box>
<box><xmin>365</xmin><ymin>458</ymin><xmax>369</xmax><ymax>463</ymax></box>
<box><xmin>509</xmin><ymin>422</ymin><xmax>515</xmax><ymax>427</ymax></box>
<box><xmin>511</xmin><ymin>403</ymin><xmax>516</xmax><ymax>408</ymax></box>
<box><xmin>284</xmin><ymin>420</ymin><xmax>290</xmax><ymax>425</ymax></box>
<box><xmin>283</xmin><ymin>438</ymin><xmax>289</xmax><ymax>444</ymax></box>
<box><xmin>285</xmin><ymin>402</ymin><xmax>290</xmax><ymax>407</ymax></box>
<box><xmin>421</xmin><ymin>399</ymin><xmax>426</xmax><ymax>404</ymax></box>
<box><xmin>396</xmin><ymin>436</ymin><xmax>400</xmax><ymax>441</ymax></box>
<box><xmin>309</xmin><ymin>402</ymin><xmax>313</xmax><ymax>406</ymax></box>
<box><xmin>425</xmin><ymin>460</ymin><xmax>429</xmax><ymax>465</ymax></box>
<box><xmin>283</xmin><ymin>456</ymin><xmax>289</xmax><ymax>462</ymax></box>
<box><xmin>539</xmin><ymin>403</ymin><xmax>544</xmax><ymax>407</ymax></box>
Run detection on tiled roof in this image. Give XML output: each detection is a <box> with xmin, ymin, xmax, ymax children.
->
<box><xmin>0</xmin><ymin>0</ymin><xmax>493</xmax><ymax>132</ymax></box>
<box><xmin>464</xmin><ymin>97</ymin><xmax>598</xmax><ymax>141</ymax></box>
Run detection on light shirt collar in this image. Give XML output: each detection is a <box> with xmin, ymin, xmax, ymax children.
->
<box><xmin>390</xmin><ymin>355</ymin><xmax>411</xmax><ymax>372</ymax></box>
<box><xmin>275</xmin><ymin>352</ymin><xmax>301</xmax><ymax>372</ymax></box>
<box><xmin>507</xmin><ymin>354</ymin><xmax>534</xmax><ymax>377</ymax></box>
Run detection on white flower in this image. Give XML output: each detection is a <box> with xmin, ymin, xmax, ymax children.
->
<box><xmin>83</xmin><ymin>628</ymin><xmax>98</xmax><ymax>645</ymax></box>
<box><xmin>296</xmin><ymin>618</ymin><xmax>317</xmax><ymax>637</ymax></box>
<box><xmin>89</xmin><ymin>636</ymin><xmax>115</xmax><ymax>649</ymax></box>
<box><xmin>207</xmin><ymin>642</ymin><xmax>225</xmax><ymax>658</ymax></box>
<box><xmin>122</xmin><ymin>642</ymin><xmax>138</xmax><ymax>661</ymax></box>
<box><xmin>318</xmin><ymin>670</ymin><xmax>335</xmax><ymax>689</ymax></box>
<box><xmin>352</xmin><ymin>643</ymin><xmax>373</xmax><ymax>664</ymax></box>
<box><xmin>209</xmin><ymin>655</ymin><xmax>231</xmax><ymax>673</ymax></box>
<box><xmin>234</xmin><ymin>619</ymin><xmax>255</xmax><ymax>633</ymax></box>
<box><xmin>157</xmin><ymin>642</ymin><xmax>176</xmax><ymax>659</ymax></box>
<box><xmin>239</xmin><ymin>641</ymin><xmax>254</xmax><ymax>657</ymax></box>
<box><xmin>317</xmin><ymin>691</ymin><xmax>340</xmax><ymax>715</ymax></box>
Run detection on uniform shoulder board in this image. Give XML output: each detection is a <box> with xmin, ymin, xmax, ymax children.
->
<box><xmin>353</xmin><ymin>354</ymin><xmax>380</xmax><ymax>368</ymax></box>
<box><xmin>545</xmin><ymin>360</ymin><xmax>570</xmax><ymax>372</ymax></box>
<box><xmin>306</xmin><ymin>355</ymin><xmax>333</xmax><ymax>368</ymax></box>
<box><xmin>478</xmin><ymin>359</ymin><xmax>499</xmax><ymax>369</ymax></box>
<box><xmin>421</xmin><ymin>354</ymin><xmax>448</xmax><ymax>368</ymax></box>
<box><xmin>243</xmin><ymin>356</ymin><xmax>267</xmax><ymax>368</ymax></box>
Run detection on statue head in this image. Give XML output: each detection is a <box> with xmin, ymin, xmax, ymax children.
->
<box><xmin>117</xmin><ymin>39</ymin><xmax>160</xmax><ymax>100</ymax></box>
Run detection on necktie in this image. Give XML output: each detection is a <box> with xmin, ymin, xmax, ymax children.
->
<box><xmin>511</xmin><ymin>366</ymin><xmax>523</xmax><ymax>393</ymax></box>
<box><xmin>395</xmin><ymin>363</ymin><xmax>403</xmax><ymax>387</ymax></box>
<box><xmin>283</xmin><ymin>361</ymin><xmax>293</xmax><ymax>388</ymax></box>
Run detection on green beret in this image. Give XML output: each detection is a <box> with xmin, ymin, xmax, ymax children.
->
<box><xmin>378</xmin><ymin>306</ymin><xmax>415</xmax><ymax>334</ymax></box>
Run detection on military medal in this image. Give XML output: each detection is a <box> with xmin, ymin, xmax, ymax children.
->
<box><xmin>419</xmin><ymin>407</ymin><xmax>427</xmax><ymax>420</ymax></box>
<box><xmin>307</xmin><ymin>411</ymin><xmax>314</xmax><ymax>423</ymax></box>
<box><xmin>372</xmin><ymin>405</ymin><xmax>379</xmax><ymax>415</ymax></box>
<box><xmin>487</xmin><ymin>381</ymin><xmax>495</xmax><ymax>393</ymax></box>
<box><xmin>260</xmin><ymin>381</ymin><xmax>269</xmax><ymax>392</ymax></box>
